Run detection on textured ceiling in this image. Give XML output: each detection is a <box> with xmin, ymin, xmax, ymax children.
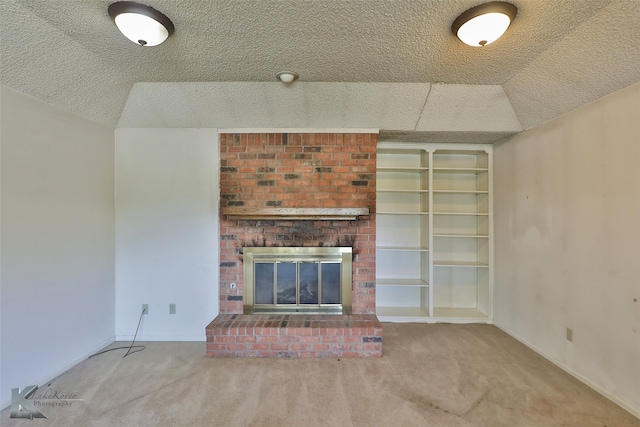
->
<box><xmin>2</xmin><ymin>0</ymin><xmax>640</xmax><ymax>139</ymax></box>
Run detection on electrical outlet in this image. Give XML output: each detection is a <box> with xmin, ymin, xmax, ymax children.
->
<box><xmin>142</xmin><ymin>304</ymin><xmax>149</xmax><ymax>314</ymax></box>
<box><xmin>566</xmin><ymin>328</ymin><xmax>573</xmax><ymax>342</ymax></box>
<box><xmin>169</xmin><ymin>303</ymin><xmax>176</xmax><ymax>314</ymax></box>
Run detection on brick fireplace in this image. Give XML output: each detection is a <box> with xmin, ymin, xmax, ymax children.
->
<box><xmin>206</xmin><ymin>132</ymin><xmax>382</xmax><ymax>357</ymax></box>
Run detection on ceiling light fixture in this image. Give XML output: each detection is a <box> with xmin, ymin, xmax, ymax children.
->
<box><xmin>451</xmin><ymin>2</ymin><xmax>517</xmax><ymax>47</ymax></box>
<box><xmin>276</xmin><ymin>72</ymin><xmax>299</xmax><ymax>83</ymax></box>
<box><xmin>108</xmin><ymin>1</ymin><xmax>175</xmax><ymax>46</ymax></box>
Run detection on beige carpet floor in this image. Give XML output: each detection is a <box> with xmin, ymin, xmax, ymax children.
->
<box><xmin>2</xmin><ymin>323</ymin><xmax>638</xmax><ymax>426</ymax></box>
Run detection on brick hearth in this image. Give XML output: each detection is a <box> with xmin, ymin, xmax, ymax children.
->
<box><xmin>206</xmin><ymin>314</ymin><xmax>382</xmax><ymax>358</ymax></box>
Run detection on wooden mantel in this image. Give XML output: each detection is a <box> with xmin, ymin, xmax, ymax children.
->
<box><xmin>221</xmin><ymin>207</ymin><xmax>370</xmax><ymax>221</ymax></box>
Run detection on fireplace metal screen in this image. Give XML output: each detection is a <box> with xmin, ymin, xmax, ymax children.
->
<box><xmin>243</xmin><ymin>247</ymin><xmax>352</xmax><ymax>314</ymax></box>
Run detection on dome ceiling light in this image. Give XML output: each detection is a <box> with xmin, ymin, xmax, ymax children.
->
<box><xmin>108</xmin><ymin>1</ymin><xmax>175</xmax><ymax>46</ymax></box>
<box><xmin>276</xmin><ymin>72</ymin><xmax>299</xmax><ymax>83</ymax></box>
<box><xmin>451</xmin><ymin>2</ymin><xmax>517</xmax><ymax>47</ymax></box>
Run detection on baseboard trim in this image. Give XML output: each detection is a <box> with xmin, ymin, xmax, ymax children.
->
<box><xmin>1</xmin><ymin>336</ymin><xmax>115</xmax><ymax>410</ymax></box>
<box><xmin>493</xmin><ymin>322</ymin><xmax>640</xmax><ymax>420</ymax></box>
<box><xmin>115</xmin><ymin>335</ymin><xmax>205</xmax><ymax>342</ymax></box>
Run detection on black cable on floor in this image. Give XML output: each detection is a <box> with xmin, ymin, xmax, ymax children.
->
<box><xmin>89</xmin><ymin>308</ymin><xmax>146</xmax><ymax>359</ymax></box>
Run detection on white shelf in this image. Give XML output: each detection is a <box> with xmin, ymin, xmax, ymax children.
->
<box><xmin>376</xmin><ymin>306</ymin><xmax>430</xmax><ymax>318</ymax></box>
<box><xmin>377</xmin><ymin>246</ymin><xmax>429</xmax><ymax>251</ymax></box>
<box><xmin>378</xmin><ymin>167</ymin><xmax>428</xmax><ymax>173</ymax></box>
<box><xmin>377</xmin><ymin>278</ymin><xmax>429</xmax><ymax>287</ymax></box>
<box><xmin>433</xmin><ymin>261</ymin><xmax>489</xmax><ymax>267</ymax></box>
<box><xmin>432</xmin><ymin>189</ymin><xmax>489</xmax><ymax>194</ymax></box>
<box><xmin>432</xmin><ymin>168</ymin><xmax>488</xmax><ymax>174</ymax></box>
<box><xmin>434</xmin><ymin>212</ymin><xmax>489</xmax><ymax>216</ymax></box>
<box><xmin>433</xmin><ymin>234</ymin><xmax>488</xmax><ymax>238</ymax></box>
<box><xmin>377</xmin><ymin>211</ymin><xmax>429</xmax><ymax>215</ymax></box>
<box><xmin>432</xmin><ymin>307</ymin><xmax>489</xmax><ymax>320</ymax></box>
<box><xmin>376</xmin><ymin>307</ymin><xmax>489</xmax><ymax>323</ymax></box>
<box><xmin>377</xmin><ymin>189</ymin><xmax>429</xmax><ymax>193</ymax></box>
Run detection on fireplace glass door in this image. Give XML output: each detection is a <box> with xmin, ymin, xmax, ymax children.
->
<box><xmin>244</xmin><ymin>247</ymin><xmax>352</xmax><ymax>314</ymax></box>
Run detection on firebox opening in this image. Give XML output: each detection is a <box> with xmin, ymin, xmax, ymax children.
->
<box><xmin>243</xmin><ymin>247</ymin><xmax>352</xmax><ymax>315</ymax></box>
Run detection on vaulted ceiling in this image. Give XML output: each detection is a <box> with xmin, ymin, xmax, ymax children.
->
<box><xmin>2</xmin><ymin>0</ymin><xmax>639</xmax><ymax>142</ymax></box>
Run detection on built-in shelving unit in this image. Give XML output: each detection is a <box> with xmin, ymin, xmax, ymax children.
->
<box><xmin>376</xmin><ymin>148</ymin><xmax>430</xmax><ymax>319</ymax></box>
<box><xmin>376</xmin><ymin>143</ymin><xmax>493</xmax><ymax>323</ymax></box>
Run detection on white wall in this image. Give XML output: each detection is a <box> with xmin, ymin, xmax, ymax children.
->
<box><xmin>493</xmin><ymin>81</ymin><xmax>640</xmax><ymax>416</ymax></box>
<box><xmin>115</xmin><ymin>129</ymin><xmax>219</xmax><ymax>341</ymax></box>
<box><xmin>0</xmin><ymin>86</ymin><xmax>115</xmax><ymax>407</ymax></box>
